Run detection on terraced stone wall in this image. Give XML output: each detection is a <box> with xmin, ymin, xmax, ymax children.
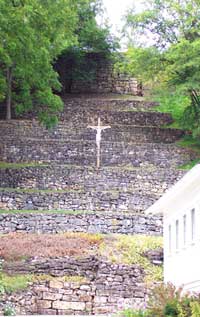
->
<box><xmin>1</xmin><ymin>256</ymin><xmax>162</xmax><ymax>315</ymax></box>
<box><xmin>0</xmin><ymin>212</ymin><xmax>163</xmax><ymax>235</ymax></box>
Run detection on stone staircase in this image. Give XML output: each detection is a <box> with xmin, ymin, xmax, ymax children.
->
<box><xmin>0</xmin><ymin>95</ymin><xmax>197</xmax><ymax>315</ymax></box>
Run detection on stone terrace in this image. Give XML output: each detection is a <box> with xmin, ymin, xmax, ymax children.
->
<box><xmin>0</xmin><ymin>94</ymin><xmax>197</xmax><ymax>315</ymax></box>
<box><xmin>0</xmin><ymin>95</ymin><xmax>196</xmax><ymax>230</ymax></box>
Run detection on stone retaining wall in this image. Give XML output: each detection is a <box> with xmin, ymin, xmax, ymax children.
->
<box><xmin>0</xmin><ymin>140</ymin><xmax>196</xmax><ymax>168</ymax></box>
<box><xmin>0</xmin><ymin>166</ymin><xmax>185</xmax><ymax>192</ymax></box>
<box><xmin>0</xmin><ymin>120</ymin><xmax>184</xmax><ymax>143</ymax></box>
<box><xmin>0</xmin><ymin>269</ymin><xmax>146</xmax><ymax>315</ymax></box>
<box><xmin>56</xmin><ymin>52</ymin><xmax>141</xmax><ymax>96</ymax></box>
<box><xmin>0</xmin><ymin>212</ymin><xmax>163</xmax><ymax>235</ymax></box>
<box><xmin>1</xmin><ymin>255</ymin><xmax>163</xmax><ymax>315</ymax></box>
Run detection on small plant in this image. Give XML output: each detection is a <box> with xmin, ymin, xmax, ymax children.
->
<box><xmin>122</xmin><ymin>308</ymin><xmax>148</xmax><ymax>317</ymax></box>
<box><xmin>3</xmin><ymin>305</ymin><xmax>16</xmax><ymax>316</ymax></box>
<box><xmin>191</xmin><ymin>301</ymin><xmax>200</xmax><ymax>317</ymax></box>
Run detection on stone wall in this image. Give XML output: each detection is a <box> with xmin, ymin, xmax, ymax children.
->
<box><xmin>0</xmin><ymin>166</ymin><xmax>184</xmax><ymax>192</ymax></box>
<box><xmin>0</xmin><ymin>120</ymin><xmax>184</xmax><ymax>143</ymax></box>
<box><xmin>0</xmin><ymin>139</ymin><xmax>195</xmax><ymax>168</ymax></box>
<box><xmin>1</xmin><ymin>255</ymin><xmax>163</xmax><ymax>315</ymax></box>
<box><xmin>56</xmin><ymin>52</ymin><xmax>142</xmax><ymax>95</ymax></box>
<box><xmin>0</xmin><ymin>212</ymin><xmax>163</xmax><ymax>235</ymax></box>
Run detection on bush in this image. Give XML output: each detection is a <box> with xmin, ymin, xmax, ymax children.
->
<box><xmin>147</xmin><ymin>283</ymin><xmax>200</xmax><ymax>317</ymax></box>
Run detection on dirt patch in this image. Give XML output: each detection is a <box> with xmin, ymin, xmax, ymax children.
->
<box><xmin>0</xmin><ymin>232</ymin><xmax>103</xmax><ymax>261</ymax></box>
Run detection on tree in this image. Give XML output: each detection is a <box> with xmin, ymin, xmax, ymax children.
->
<box><xmin>0</xmin><ymin>0</ymin><xmax>77</xmax><ymax>126</ymax></box>
<box><xmin>55</xmin><ymin>0</ymin><xmax>118</xmax><ymax>93</ymax></box>
<box><xmin>122</xmin><ymin>0</ymin><xmax>200</xmax><ymax>136</ymax></box>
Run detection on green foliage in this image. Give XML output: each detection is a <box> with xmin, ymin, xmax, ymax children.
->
<box><xmin>55</xmin><ymin>0</ymin><xmax>118</xmax><ymax>93</ymax></box>
<box><xmin>154</xmin><ymin>93</ymin><xmax>190</xmax><ymax>123</ymax></box>
<box><xmin>101</xmin><ymin>234</ymin><xmax>163</xmax><ymax>283</ymax></box>
<box><xmin>3</xmin><ymin>305</ymin><xmax>16</xmax><ymax>316</ymax></box>
<box><xmin>122</xmin><ymin>0</ymin><xmax>200</xmax><ymax>138</ymax></box>
<box><xmin>122</xmin><ymin>309</ymin><xmax>148</xmax><ymax>317</ymax></box>
<box><xmin>147</xmin><ymin>283</ymin><xmax>200</xmax><ymax>317</ymax></box>
<box><xmin>0</xmin><ymin>274</ymin><xmax>33</xmax><ymax>294</ymax></box>
<box><xmin>0</xmin><ymin>0</ymin><xmax>77</xmax><ymax>125</ymax></box>
<box><xmin>191</xmin><ymin>301</ymin><xmax>200</xmax><ymax>317</ymax></box>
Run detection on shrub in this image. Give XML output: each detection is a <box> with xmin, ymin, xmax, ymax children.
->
<box><xmin>147</xmin><ymin>283</ymin><xmax>200</xmax><ymax>317</ymax></box>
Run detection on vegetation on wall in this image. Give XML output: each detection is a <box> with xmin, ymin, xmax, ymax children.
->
<box><xmin>0</xmin><ymin>0</ymin><xmax>117</xmax><ymax>125</ymax></box>
<box><xmin>101</xmin><ymin>234</ymin><xmax>163</xmax><ymax>283</ymax></box>
<box><xmin>119</xmin><ymin>0</ymin><xmax>200</xmax><ymax>140</ymax></box>
<box><xmin>55</xmin><ymin>0</ymin><xmax>118</xmax><ymax>93</ymax></box>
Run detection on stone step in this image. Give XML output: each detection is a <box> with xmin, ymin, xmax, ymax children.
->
<box><xmin>0</xmin><ymin>188</ymin><xmax>158</xmax><ymax>212</ymax></box>
<box><xmin>0</xmin><ymin>140</ymin><xmax>196</xmax><ymax>168</ymax></box>
<box><xmin>0</xmin><ymin>210</ymin><xmax>162</xmax><ymax>235</ymax></box>
<box><xmin>63</xmin><ymin>95</ymin><xmax>158</xmax><ymax>111</ymax></box>
<box><xmin>0</xmin><ymin>109</ymin><xmax>173</xmax><ymax>126</ymax></box>
<box><xmin>0</xmin><ymin>96</ymin><xmax>158</xmax><ymax>120</ymax></box>
<box><xmin>0</xmin><ymin>165</ymin><xmax>185</xmax><ymax>193</ymax></box>
<box><xmin>0</xmin><ymin>120</ymin><xmax>184</xmax><ymax>143</ymax></box>
<box><xmin>57</xmin><ymin>109</ymin><xmax>173</xmax><ymax>126</ymax></box>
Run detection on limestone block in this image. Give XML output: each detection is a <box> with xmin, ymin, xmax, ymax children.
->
<box><xmin>49</xmin><ymin>280</ymin><xmax>63</xmax><ymax>289</ymax></box>
<box><xmin>43</xmin><ymin>292</ymin><xmax>62</xmax><ymax>301</ymax></box>
<box><xmin>52</xmin><ymin>301</ymin><xmax>86</xmax><ymax>311</ymax></box>
<box><xmin>37</xmin><ymin>300</ymin><xmax>52</xmax><ymax>309</ymax></box>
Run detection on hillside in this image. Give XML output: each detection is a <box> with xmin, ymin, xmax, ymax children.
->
<box><xmin>0</xmin><ymin>94</ymin><xmax>197</xmax><ymax>315</ymax></box>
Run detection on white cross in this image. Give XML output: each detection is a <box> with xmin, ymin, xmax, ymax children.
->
<box><xmin>88</xmin><ymin>117</ymin><xmax>111</xmax><ymax>169</ymax></box>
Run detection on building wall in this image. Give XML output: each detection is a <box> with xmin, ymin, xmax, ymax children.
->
<box><xmin>164</xmin><ymin>197</ymin><xmax>200</xmax><ymax>291</ymax></box>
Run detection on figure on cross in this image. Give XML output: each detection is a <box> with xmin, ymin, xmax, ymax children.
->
<box><xmin>88</xmin><ymin>117</ymin><xmax>111</xmax><ymax>169</ymax></box>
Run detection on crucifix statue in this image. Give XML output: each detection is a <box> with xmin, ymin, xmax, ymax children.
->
<box><xmin>88</xmin><ymin>117</ymin><xmax>111</xmax><ymax>169</ymax></box>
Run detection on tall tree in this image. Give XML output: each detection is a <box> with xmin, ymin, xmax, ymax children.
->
<box><xmin>122</xmin><ymin>0</ymin><xmax>200</xmax><ymax>136</ymax></box>
<box><xmin>0</xmin><ymin>0</ymin><xmax>77</xmax><ymax>126</ymax></box>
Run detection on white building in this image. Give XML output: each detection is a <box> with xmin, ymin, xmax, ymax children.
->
<box><xmin>146</xmin><ymin>164</ymin><xmax>200</xmax><ymax>292</ymax></box>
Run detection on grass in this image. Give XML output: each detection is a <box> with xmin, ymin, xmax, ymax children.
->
<box><xmin>35</xmin><ymin>274</ymin><xmax>88</xmax><ymax>284</ymax></box>
<box><xmin>100</xmin><ymin>234</ymin><xmax>163</xmax><ymax>284</ymax></box>
<box><xmin>176</xmin><ymin>135</ymin><xmax>200</xmax><ymax>153</ymax></box>
<box><xmin>0</xmin><ymin>232</ymin><xmax>103</xmax><ymax>261</ymax></box>
<box><xmin>0</xmin><ymin>162</ymin><xmax>49</xmax><ymax>169</ymax></box>
<box><xmin>176</xmin><ymin>135</ymin><xmax>200</xmax><ymax>170</ymax></box>
<box><xmin>178</xmin><ymin>159</ymin><xmax>200</xmax><ymax>170</ymax></box>
<box><xmin>0</xmin><ymin>273</ymin><xmax>88</xmax><ymax>294</ymax></box>
<box><xmin>0</xmin><ymin>273</ymin><xmax>33</xmax><ymax>293</ymax></box>
<box><xmin>100</xmin><ymin>235</ymin><xmax>163</xmax><ymax>283</ymax></box>
<box><xmin>0</xmin><ymin>233</ymin><xmax>163</xmax><ymax>285</ymax></box>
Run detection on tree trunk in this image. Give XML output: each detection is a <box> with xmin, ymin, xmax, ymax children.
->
<box><xmin>6</xmin><ymin>67</ymin><xmax>12</xmax><ymax>120</ymax></box>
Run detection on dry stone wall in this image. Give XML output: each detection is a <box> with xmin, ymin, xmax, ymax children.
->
<box><xmin>1</xmin><ymin>255</ymin><xmax>163</xmax><ymax>315</ymax></box>
<box><xmin>0</xmin><ymin>212</ymin><xmax>163</xmax><ymax>235</ymax></box>
<box><xmin>0</xmin><ymin>166</ymin><xmax>184</xmax><ymax>192</ymax></box>
<box><xmin>0</xmin><ymin>139</ymin><xmax>196</xmax><ymax>168</ymax></box>
<box><xmin>56</xmin><ymin>52</ymin><xmax>142</xmax><ymax>95</ymax></box>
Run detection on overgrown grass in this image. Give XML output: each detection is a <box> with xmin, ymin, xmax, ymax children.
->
<box><xmin>178</xmin><ymin>159</ymin><xmax>200</xmax><ymax>170</ymax></box>
<box><xmin>1</xmin><ymin>273</ymin><xmax>33</xmax><ymax>293</ymax></box>
<box><xmin>0</xmin><ymin>273</ymin><xmax>88</xmax><ymax>294</ymax></box>
<box><xmin>176</xmin><ymin>135</ymin><xmax>200</xmax><ymax>153</ymax></box>
<box><xmin>153</xmin><ymin>93</ymin><xmax>190</xmax><ymax>124</ymax></box>
<box><xmin>101</xmin><ymin>234</ymin><xmax>163</xmax><ymax>284</ymax></box>
<box><xmin>0</xmin><ymin>232</ymin><xmax>103</xmax><ymax>261</ymax></box>
<box><xmin>35</xmin><ymin>274</ymin><xmax>88</xmax><ymax>284</ymax></box>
